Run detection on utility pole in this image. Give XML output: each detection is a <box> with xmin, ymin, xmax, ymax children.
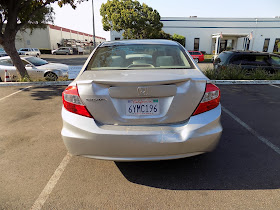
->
<box><xmin>92</xmin><ymin>0</ymin><xmax>96</xmax><ymax>48</ymax></box>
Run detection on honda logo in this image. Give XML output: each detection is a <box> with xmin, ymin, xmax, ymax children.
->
<box><xmin>137</xmin><ymin>87</ymin><xmax>149</xmax><ymax>96</ymax></box>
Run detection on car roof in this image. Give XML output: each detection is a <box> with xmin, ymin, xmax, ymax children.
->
<box><xmin>220</xmin><ymin>50</ymin><xmax>277</xmax><ymax>56</ymax></box>
<box><xmin>100</xmin><ymin>39</ymin><xmax>179</xmax><ymax>47</ymax></box>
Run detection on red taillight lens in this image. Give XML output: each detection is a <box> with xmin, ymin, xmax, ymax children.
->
<box><xmin>62</xmin><ymin>85</ymin><xmax>93</xmax><ymax>118</ymax></box>
<box><xmin>192</xmin><ymin>83</ymin><xmax>221</xmax><ymax>116</ymax></box>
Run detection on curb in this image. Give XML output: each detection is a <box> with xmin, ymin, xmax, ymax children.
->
<box><xmin>0</xmin><ymin>80</ymin><xmax>280</xmax><ymax>87</ymax></box>
<box><xmin>0</xmin><ymin>81</ymin><xmax>71</xmax><ymax>86</ymax></box>
<box><xmin>211</xmin><ymin>80</ymin><xmax>280</xmax><ymax>85</ymax></box>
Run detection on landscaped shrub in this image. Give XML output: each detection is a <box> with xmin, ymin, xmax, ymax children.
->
<box><xmin>204</xmin><ymin>65</ymin><xmax>280</xmax><ymax>80</ymax></box>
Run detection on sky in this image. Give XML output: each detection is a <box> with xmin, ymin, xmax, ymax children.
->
<box><xmin>51</xmin><ymin>0</ymin><xmax>280</xmax><ymax>41</ymax></box>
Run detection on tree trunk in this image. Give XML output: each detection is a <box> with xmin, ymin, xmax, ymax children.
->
<box><xmin>1</xmin><ymin>32</ymin><xmax>30</xmax><ymax>80</ymax></box>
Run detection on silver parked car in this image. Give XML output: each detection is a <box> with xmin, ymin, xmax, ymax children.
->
<box><xmin>61</xmin><ymin>39</ymin><xmax>222</xmax><ymax>161</ymax></box>
<box><xmin>52</xmin><ymin>47</ymin><xmax>73</xmax><ymax>55</ymax></box>
<box><xmin>0</xmin><ymin>56</ymin><xmax>68</xmax><ymax>81</ymax></box>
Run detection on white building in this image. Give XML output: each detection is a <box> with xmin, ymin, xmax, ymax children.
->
<box><xmin>14</xmin><ymin>24</ymin><xmax>106</xmax><ymax>50</ymax></box>
<box><xmin>110</xmin><ymin>17</ymin><xmax>280</xmax><ymax>55</ymax></box>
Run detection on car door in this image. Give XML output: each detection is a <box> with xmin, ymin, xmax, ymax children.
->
<box><xmin>0</xmin><ymin>59</ymin><xmax>17</xmax><ymax>80</ymax></box>
<box><xmin>22</xmin><ymin>59</ymin><xmax>44</xmax><ymax>79</ymax></box>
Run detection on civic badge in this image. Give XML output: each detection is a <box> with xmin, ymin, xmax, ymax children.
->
<box><xmin>137</xmin><ymin>87</ymin><xmax>148</xmax><ymax>96</ymax></box>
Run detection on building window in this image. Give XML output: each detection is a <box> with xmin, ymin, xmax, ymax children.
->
<box><xmin>115</xmin><ymin>37</ymin><xmax>120</xmax><ymax>40</ymax></box>
<box><xmin>263</xmin><ymin>38</ymin><xmax>270</xmax><ymax>52</ymax></box>
<box><xmin>273</xmin><ymin>38</ymin><xmax>280</xmax><ymax>52</ymax></box>
<box><xmin>194</xmin><ymin>38</ymin><xmax>200</xmax><ymax>51</ymax></box>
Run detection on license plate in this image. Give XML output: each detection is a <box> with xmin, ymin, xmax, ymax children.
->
<box><xmin>126</xmin><ymin>98</ymin><xmax>160</xmax><ymax>116</ymax></box>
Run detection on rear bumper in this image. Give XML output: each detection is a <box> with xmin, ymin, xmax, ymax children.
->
<box><xmin>61</xmin><ymin>105</ymin><xmax>222</xmax><ymax>161</ymax></box>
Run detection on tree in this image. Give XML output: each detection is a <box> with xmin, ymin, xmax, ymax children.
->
<box><xmin>0</xmin><ymin>0</ymin><xmax>85</xmax><ymax>80</ymax></box>
<box><xmin>100</xmin><ymin>0</ymin><xmax>163</xmax><ymax>39</ymax></box>
<box><xmin>171</xmin><ymin>34</ymin><xmax>185</xmax><ymax>46</ymax></box>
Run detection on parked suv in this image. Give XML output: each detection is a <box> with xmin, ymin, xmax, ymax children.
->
<box><xmin>52</xmin><ymin>47</ymin><xmax>73</xmax><ymax>55</ymax></box>
<box><xmin>188</xmin><ymin>51</ymin><xmax>204</xmax><ymax>63</ymax></box>
<box><xmin>18</xmin><ymin>48</ymin><xmax>41</xmax><ymax>57</ymax></box>
<box><xmin>213</xmin><ymin>51</ymin><xmax>280</xmax><ymax>73</ymax></box>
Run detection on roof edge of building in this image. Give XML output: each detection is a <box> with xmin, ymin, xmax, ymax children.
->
<box><xmin>48</xmin><ymin>24</ymin><xmax>106</xmax><ymax>40</ymax></box>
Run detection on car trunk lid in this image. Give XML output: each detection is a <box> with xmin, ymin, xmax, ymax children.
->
<box><xmin>76</xmin><ymin>69</ymin><xmax>208</xmax><ymax>125</ymax></box>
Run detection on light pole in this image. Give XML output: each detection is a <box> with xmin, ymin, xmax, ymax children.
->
<box><xmin>92</xmin><ymin>0</ymin><xmax>96</xmax><ymax>48</ymax></box>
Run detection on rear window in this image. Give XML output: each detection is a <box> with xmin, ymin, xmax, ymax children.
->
<box><xmin>216</xmin><ymin>52</ymin><xmax>232</xmax><ymax>64</ymax></box>
<box><xmin>0</xmin><ymin>59</ymin><xmax>13</xmax><ymax>66</ymax></box>
<box><xmin>87</xmin><ymin>44</ymin><xmax>192</xmax><ymax>70</ymax></box>
<box><xmin>191</xmin><ymin>52</ymin><xmax>201</xmax><ymax>55</ymax></box>
<box><xmin>270</xmin><ymin>55</ymin><xmax>280</xmax><ymax>65</ymax></box>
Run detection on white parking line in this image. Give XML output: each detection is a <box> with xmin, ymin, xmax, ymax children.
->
<box><xmin>222</xmin><ymin>106</ymin><xmax>280</xmax><ymax>155</ymax></box>
<box><xmin>269</xmin><ymin>84</ymin><xmax>280</xmax><ymax>89</ymax></box>
<box><xmin>30</xmin><ymin>152</ymin><xmax>72</xmax><ymax>210</ymax></box>
<box><xmin>0</xmin><ymin>86</ymin><xmax>32</xmax><ymax>101</ymax></box>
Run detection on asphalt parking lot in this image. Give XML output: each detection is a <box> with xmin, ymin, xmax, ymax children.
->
<box><xmin>0</xmin><ymin>84</ymin><xmax>280</xmax><ymax>209</ymax></box>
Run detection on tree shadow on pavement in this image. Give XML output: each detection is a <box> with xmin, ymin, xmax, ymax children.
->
<box><xmin>26</xmin><ymin>86</ymin><xmax>65</xmax><ymax>100</ymax></box>
<box><xmin>115</xmin><ymin>113</ymin><xmax>280</xmax><ymax>190</ymax></box>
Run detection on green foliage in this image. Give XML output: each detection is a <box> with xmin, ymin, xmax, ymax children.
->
<box><xmin>100</xmin><ymin>0</ymin><xmax>187</xmax><ymax>45</ymax></box>
<box><xmin>100</xmin><ymin>0</ymin><xmax>163</xmax><ymax>39</ymax></box>
<box><xmin>204</xmin><ymin>65</ymin><xmax>280</xmax><ymax>80</ymax></box>
<box><xmin>0</xmin><ymin>0</ymin><xmax>86</xmax><ymax>79</ymax></box>
<box><xmin>171</xmin><ymin>34</ymin><xmax>185</xmax><ymax>46</ymax></box>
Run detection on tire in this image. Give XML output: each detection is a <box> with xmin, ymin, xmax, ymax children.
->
<box><xmin>44</xmin><ymin>72</ymin><xmax>58</xmax><ymax>81</ymax></box>
<box><xmin>194</xmin><ymin>58</ymin><xmax>199</xmax><ymax>63</ymax></box>
<box><xmin>66</xmin><ymin>52</ymin><xmax>69</xmax><ymax>55</ymax></box>
<box><xmin>53</xmin><ymin>52</ymin><xmax>56</xmax><ymax>55</ymax></box>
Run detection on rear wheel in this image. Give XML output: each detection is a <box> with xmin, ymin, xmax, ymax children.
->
<box><xmin>53</xmin><ymin>52</ymin><xmax>56</xmax><ymax>55</ymax></box>
<box><xmin>45</xmin><ymin>72</ymin><xmax>58</xmax><ymax>81</ymax></box>
<box><xmin>194</xmin><ymin>58</ymin><xmax>199</xmax><ymax>63</ymax></box>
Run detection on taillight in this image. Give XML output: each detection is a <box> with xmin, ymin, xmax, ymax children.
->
<box><xmin>192</xmin><ymin>83</ymin><xmax>221</xmax><ymax>116</ymax></box>
<box><xmin>62</xmin><ymin>85</ymin><xmax>93</xmax><ymax>118</ymax></box>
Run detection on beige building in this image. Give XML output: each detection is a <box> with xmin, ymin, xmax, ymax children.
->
<box><xmin>15</xmin><ymin>24</ymin><xmax>106</xmax><ymax>50</ymax></box>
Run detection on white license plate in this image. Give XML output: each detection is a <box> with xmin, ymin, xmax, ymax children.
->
<box><xmin>126</xmin><ymin>98</ymin><xmax>160</xmax><ymax>116</ymax></box>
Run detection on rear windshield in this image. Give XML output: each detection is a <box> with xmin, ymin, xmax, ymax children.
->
<box><xmin>87</xmin><ymin>44</ymin><xmax>192</xmax><ymax>70</ymax></box>
<box><xmin>216</xmin><ymin>52</ymin><xmax>232</xmax><ymax>64</ymax></box>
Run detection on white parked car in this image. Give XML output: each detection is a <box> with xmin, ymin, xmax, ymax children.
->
<box><xmin>0</xmin><ymin>56</ymin><xmax>68</xmax><ymax>81</ymax></box>
<box><xmin>18</xmin><ymin>48</ymin><xmax>41</xmax><ymax>57</ymax></box>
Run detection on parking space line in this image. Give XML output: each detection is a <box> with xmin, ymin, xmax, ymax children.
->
<box><xmin>30</xmin><ymin>152</ymin><xmax>72</xmax><ymax>210</ymax></box>
<box><xmin>269</xmin><ymin>84</ymin><xmax>280</xmax><ymax>89</ymax></box>
<box><xmin>222</xmin><ymin>106</ymin><xmax>280</xmax><ymax>155</ymax></box>
<box><xmin>0</xmin><ymin>86</ymin><xmax>32</xmax><ymax>101</ymax></box>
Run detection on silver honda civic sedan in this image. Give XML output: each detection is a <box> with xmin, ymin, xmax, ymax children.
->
<box><xmin>61</xmin><ymin>39</ymin><xmax>222</xmax><ymax>161</ymax></box>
